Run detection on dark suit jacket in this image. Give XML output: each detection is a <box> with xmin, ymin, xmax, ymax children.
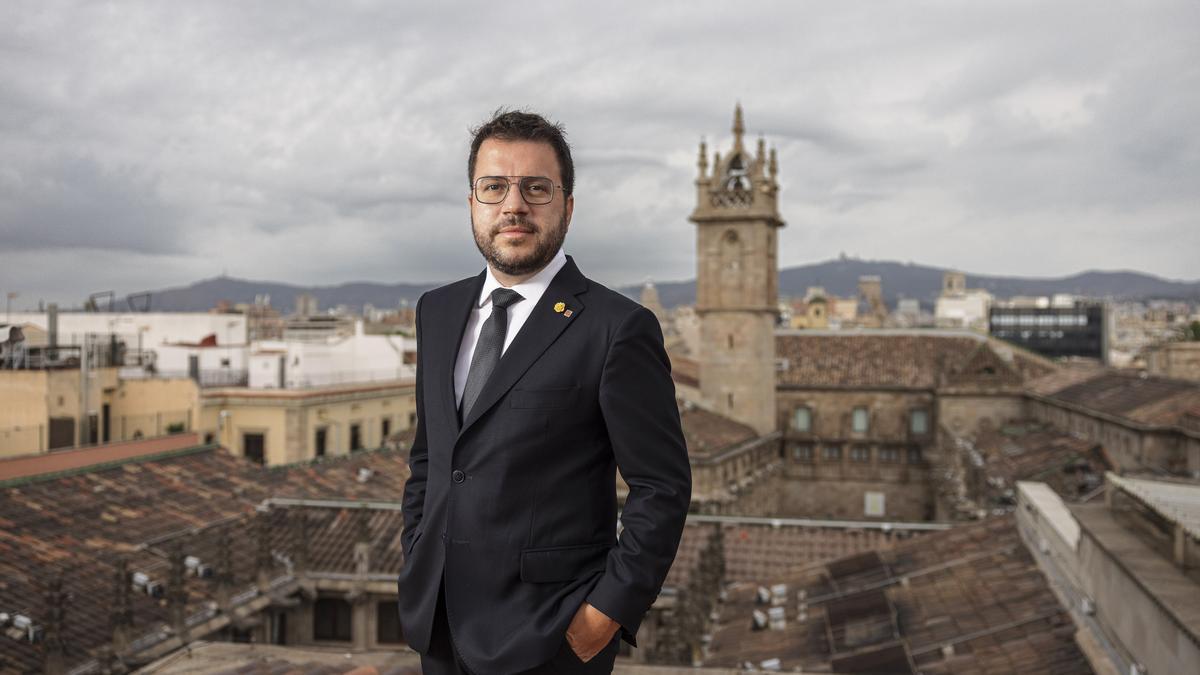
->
<box><xmin>396</xmin><ymin>254</ymin><xmax>691</xmax><ymax>674</ymax></box>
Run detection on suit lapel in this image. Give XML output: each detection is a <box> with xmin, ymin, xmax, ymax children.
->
<box><xmin>457</xmin><ymin>255</ymin><xmax>589</xmax><ymax>440</ymax></box>
<box><xmin>431</xmin><ymin>270</ymin><xmax>485</xmax><ymax>435</ymax></box>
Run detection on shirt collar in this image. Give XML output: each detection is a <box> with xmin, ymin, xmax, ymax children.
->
<box><xmin>477</xmin><ymin>247</ymin><xmax>568</xmax><ymax>308</ymax></box>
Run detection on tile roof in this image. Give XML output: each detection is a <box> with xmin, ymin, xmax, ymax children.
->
<box><xmin>1039</xmin><ymin>371</ymin><xmax>1200</xmax><ymax>426</ymax></box>
<box><xmin>966</xmin><ymin>421</ymin><xmax>1108</xmax><ymax>504</ymax></box>
<box><xmin>668</xmin><ymin>352</ymin><xmax>699</xmax><ymax>389</ymax></box>
<box><xmin>201</xmin><ymin>379</ymin><xmax>413</xmax><ymax>401</ymax></box>
<box><xmin>703</xmin><ymin>515</ymin><xmax>1090</xmax><ymax>674</ymax></box>
<box><xmin>1024</xmin><ymin>362</ymin><xmax>1106</xmax><ymax>396</ymax></box>
<box><xmin>0</xmin><ymin>433</ymin><xmax>203</xmax><ymax>482</ymax></box>
<box><xmin>137</xmin><ymin>641</ymin><xmax>422</xmax><ymax>675</ymax></box>
<box><xmin>213</xmin><ymin>659</ymin><xmax>418</xmax><ymax>675</ymax></box>
<box><xmin>0</xmin><ymin>444</ymin><xmax>414</xmax><ymax>674</ymax></box>
<box><xmin>664</xmin><ymin>519</ymin><xmax>914</xmax><ymax>590</ymax></box>
<box><xmin>678</xmin><ymin>402</ymin><xmax>760</xmax><ymax>460</ymax></box>
<box><xmin>775</xmin><ymin>333</ymin><xmax>1050</xmax><ymax>389</ymax></box>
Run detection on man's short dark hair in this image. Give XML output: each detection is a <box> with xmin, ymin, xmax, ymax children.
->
<box><xmin>468</xmin><ymin>109</ymin><xmax>574</xmax><ymax>196</ymax></box>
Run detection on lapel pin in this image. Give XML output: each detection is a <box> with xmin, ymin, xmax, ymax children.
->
<box><xmin>554</xmin><ymin>301</ymin><xmax>566</xmax><ymax>313</ymax></box>
<box><xmin>564</xmin><ymin>309</ymin><xmax>573</xmax><ymax>317</ymax></box>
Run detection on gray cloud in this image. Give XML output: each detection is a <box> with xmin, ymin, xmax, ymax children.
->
<box><xmin>0</xmin><ymin>0</ymin><xmax>1197</xmax><ymax>307</ymax></box>
<box><xmin>0</xmin><ymin>155</ymin><xmax>182</xmax><ymax>253</ymax></box>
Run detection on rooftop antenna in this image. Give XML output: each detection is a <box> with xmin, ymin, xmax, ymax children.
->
<box><xmin>126</xmin><ymin>292</ymin><xmax>152</xmax><ymax>312</ymax></box>
<box><xmin>85</xmin><ymin>291</ymin><xmax>115</xmax><ymax>313</ymax></box>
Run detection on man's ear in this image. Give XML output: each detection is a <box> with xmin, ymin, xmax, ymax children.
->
<box><xmin>564</xmin><ymin>194</ymin><xmax>574</xmax><ymax>229</ymax></box>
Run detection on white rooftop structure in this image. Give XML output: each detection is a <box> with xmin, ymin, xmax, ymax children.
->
<box><xmin>1108</xmin><ymin>472</ymin><xmax>1200</xmax><ymax>540</ymax></box>
<box><xmin>1017</xmin><ymin>481</ymin><xmax>1080</xmax><ymax>550</ymax></box>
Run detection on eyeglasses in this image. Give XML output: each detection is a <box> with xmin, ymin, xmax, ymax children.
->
<box><xmin>472</xmin><ymin>175</ymin><xmax>566</xmax><ymax>205</ymax></box>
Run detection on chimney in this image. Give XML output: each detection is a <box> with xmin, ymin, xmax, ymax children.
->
<box><xmin>110</xmin><ymin>558</ymin><xmax>133</xmax><ymax>653</ymax></box>
<box><xmin>43</xmin><ymin>575</ymin><xmax>68</xmax><ymax>675</ymax></box>
<box><xmin>48</xmin><ymin>303</ymin><xmax>58</xmax><ymax>358</ymax></box>
<box><xmin>166</xmin><ymin>541</ymin><xmax>189</xmax><ymax>644</ymax></box>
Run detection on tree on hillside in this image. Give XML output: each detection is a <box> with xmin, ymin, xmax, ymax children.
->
<box><xmin>1178</xmin><ymin>320</ymin><xmax>1200</xmax><ymax>341</ymax></box>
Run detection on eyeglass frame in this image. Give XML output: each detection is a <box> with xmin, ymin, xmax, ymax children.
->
<box><xmin>471</xmin><ymin>175</ymin><xmax>569</xmax><ymax>205</ymax></box>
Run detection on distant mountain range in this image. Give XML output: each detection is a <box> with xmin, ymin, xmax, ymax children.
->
<box><xmin>631</xmin><ymin>258</ymin><xmax>1200</xmax><ymax>310</ymax></box>
<box><xmin>116</xmin><ymin>257</ymin><xmax>1199</xmax><ymax>313</ymax></box>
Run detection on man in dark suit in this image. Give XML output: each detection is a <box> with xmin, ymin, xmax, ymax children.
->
<box><xmin>396</xmin><ymin>110</ymin><xmax>692</xmax><ymax>674</ymax></box>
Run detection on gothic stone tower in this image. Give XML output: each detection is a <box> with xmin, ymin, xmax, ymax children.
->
<box><xmin>691</xmin><ymin>104</ymin><xmax>784</xmax><ymax>435</ymax></box>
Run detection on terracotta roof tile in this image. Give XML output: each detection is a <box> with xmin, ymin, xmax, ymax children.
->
<box><xmin>678</xmin><ymin>402</ymin><xmax>759</xmax><ymax>459</ymax></box>
<box><xmin>775</xmin><ymin>334</ymin><xmax>1021</xmax><ymax>389</ymax></box>
<box><xmin>967</xmin><ymin>421</ymin><xmax>1109</xmax><ymax>504</ymax></box>
<box><xmin>0</xmin><ymin>444</ymin><xmax>413</xmax><ymax>674</ymax></box>
<box><xmin>703</xmin><ymin>515</ymin><xmax>1090</xmax><ymax>674</ymax></box>
<box><xmin>0</xmin><ymin>433</ymin><xmax>203</xmax><ymax>482</ymax></box>
<box><xmin>1043</xmin><ymin>371</ymin><xmax>1200</xmax><ymax>426</ymax></box>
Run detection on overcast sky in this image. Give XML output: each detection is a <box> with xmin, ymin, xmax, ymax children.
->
<box><xmin>2</xmin><ymin>0</ymin><xmax>1197</xmax><ymax>307</ymax></box>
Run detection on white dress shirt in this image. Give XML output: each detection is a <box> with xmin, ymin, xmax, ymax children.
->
<box><xmin>453</xmin><ymin>247</ymin><xmax>568</xmax><ymax>409</ymax></box>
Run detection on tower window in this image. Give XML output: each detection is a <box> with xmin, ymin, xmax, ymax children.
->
<box><xmin>728</xmin><ymin>334</ymin><xmax>734</xmax><ymax>349</ymax></box>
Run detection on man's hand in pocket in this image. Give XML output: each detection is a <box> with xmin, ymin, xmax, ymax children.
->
<box><xmin>565</xmin><ymin>601</ymin><xmax>619</xmax><ymax>662</ymax></box>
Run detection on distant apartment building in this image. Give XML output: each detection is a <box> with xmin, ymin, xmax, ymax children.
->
<box><xmin>934</xmin><ymin>270</ymin><xmax>992</xmax><ymax>330</ymax></box>
<box><xmin>200</xmin><ymin>380</ymin><xmax>416</xmax><ymax>465</ymax></box>
<box><xmin>0</xmin><ymin>338</ymin><xmax>200</xmax><ymax>458</ymax></box>
<box><xmin>990</xmin><ymin>300</ymin><xmax>1108</xmax><ymax>362</ymax></box>
<box><xmin>1142</xmin><ymin>340</ymin><xmax>1200</xmax><ymax>382</ymax></box>
<box><xmin>4</xmin><ymin>299</ymin><xmax>416</xmax><ymax>465</ymax></box>
<box><xmin>247</xmin><ymin>322</ymin><xmax>414</xmax><ymax>390</ymax></box>
<box><xmin>788</xmin><ymin>296</ymin><xmax>830</xmax><ymax>329</ymax></box>
<box><xmin>891</xmin><ymin>297</ymin><xmax>925</xmax><ymax>327</ymax></box>
<box><xmin>166</xmin><ymin>319</ymin><xmax>417</xmax><ymax>465</ymax></box>
<box><xmin>8</xmin><ymin>307</ymin><xmax>247</xmax><ymax>352</ymax></box>
<box><xmin>294</xmin><ymin>292</ymin><xmax>319</xmax><ymax>317</ymax></box>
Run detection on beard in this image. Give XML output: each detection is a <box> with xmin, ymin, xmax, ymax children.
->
<box><xmin>471</xmin><ymin>211</ymin><xmax>568</xmax><ymax>277</ymax></box>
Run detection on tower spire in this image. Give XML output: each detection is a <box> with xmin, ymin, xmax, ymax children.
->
<box><xmin>732</xmin><ymin>102</ymin><xmax>745</xmax><ymax>151</ymax></box>
<box><xmin>698</xmin><ymin>137</ymin><xmax>708</xmax><ymax>178</ymax></box>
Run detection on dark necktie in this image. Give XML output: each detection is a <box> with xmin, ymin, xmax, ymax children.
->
<box><xmin>460</xmin><ymin>287</ymin><xmax>524</xmax><ymax>420</ymax></box>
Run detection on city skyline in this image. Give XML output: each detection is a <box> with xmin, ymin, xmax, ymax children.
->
<box><xmin>2</xmin><ymin>1</ymin><xmax>1198</xmax><ymax>305</ymax></box>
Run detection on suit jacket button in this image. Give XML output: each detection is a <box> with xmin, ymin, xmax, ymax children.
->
<box><xmin>452</xmin><ymin>469</ymin><xmax>465</xmax><ymax>483</ymax></box>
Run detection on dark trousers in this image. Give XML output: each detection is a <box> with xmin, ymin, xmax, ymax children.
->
<box><xmin>420</xmin><ymin>577</ymin><xmax>621</xmax><ymax>675</ymax></box>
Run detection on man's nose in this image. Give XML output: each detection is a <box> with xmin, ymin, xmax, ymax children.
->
<box><xmin>500</xmin><ymin>185</ymin><xmax>530</xmax><ymax>214</ymax></box>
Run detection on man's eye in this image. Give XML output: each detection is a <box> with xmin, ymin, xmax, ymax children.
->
<box><xmin>481</xmin><ymin>180</ymin><xmax>505</xmax><ymax>191</ymax></box>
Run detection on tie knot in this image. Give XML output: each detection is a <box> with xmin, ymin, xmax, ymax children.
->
<box><xmin>490</xmin><ymin>287</ymin><xmax>523</xmax><ymax>310</ymax></box>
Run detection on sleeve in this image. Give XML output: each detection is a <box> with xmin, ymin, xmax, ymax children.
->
<box><xmin>585</xmin><ymin>305</ymin><xmax>692</xmax><ymax>646</ymax></box>
<box><xmin>400</xmin><ymin>293</ymin><xmax>429</xmax><ymax>554</ymax></box>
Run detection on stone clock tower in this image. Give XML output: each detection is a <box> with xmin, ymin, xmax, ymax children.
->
<box><xmin>691</xmin><ymin>104</ymin><xmax>784</xmax><ymax>435</ymax></box>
